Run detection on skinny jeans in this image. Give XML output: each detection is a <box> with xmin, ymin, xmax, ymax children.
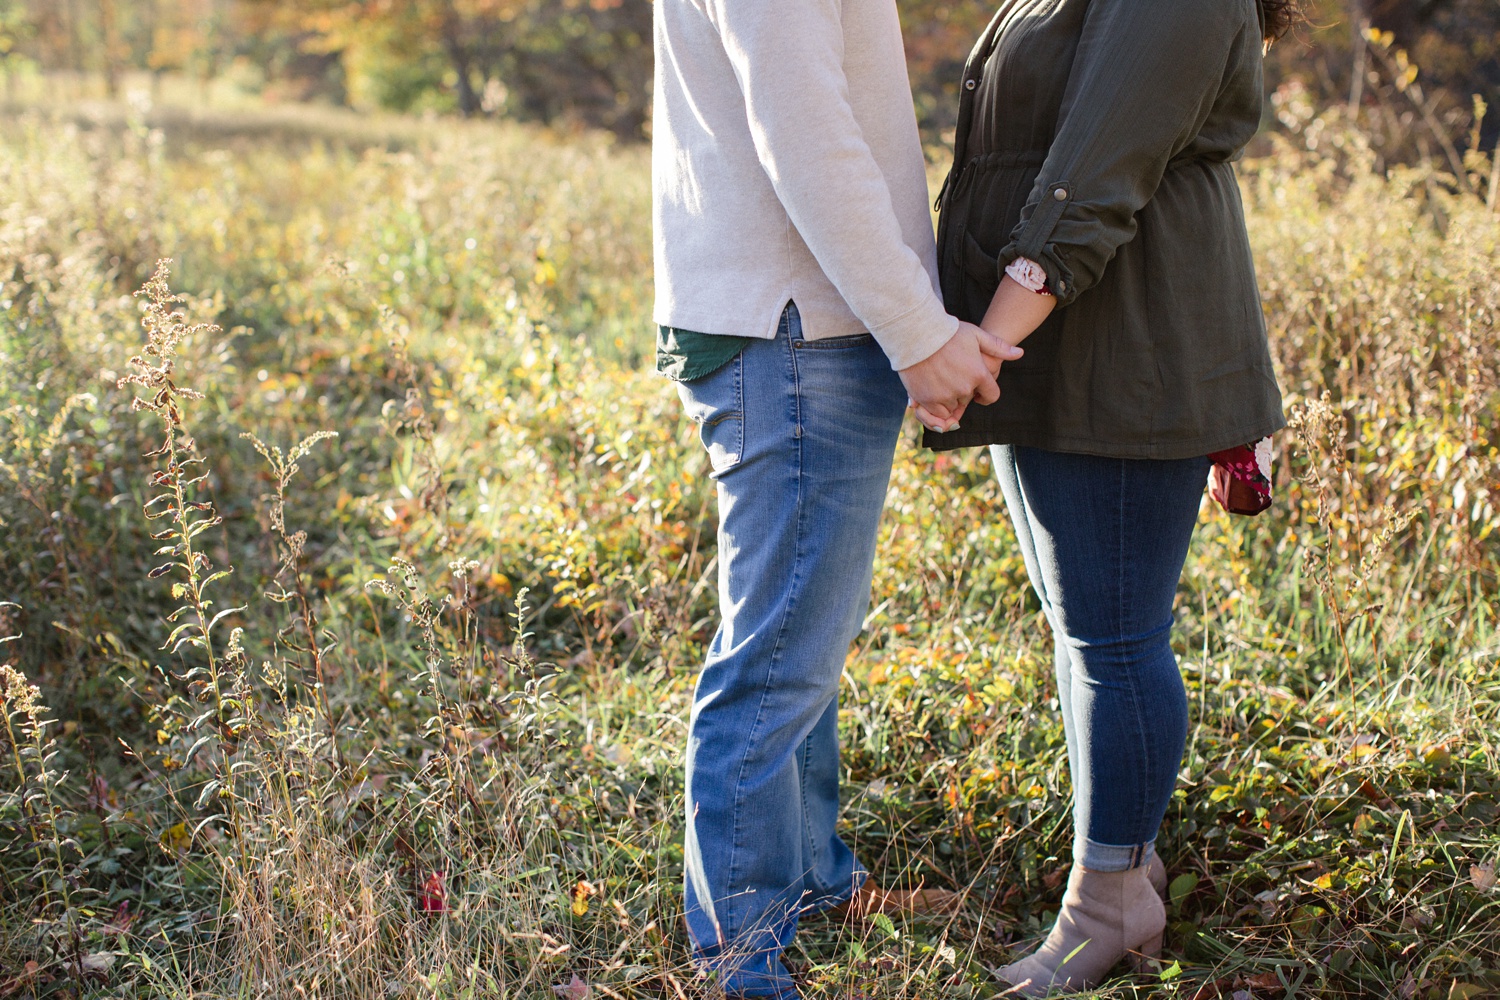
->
<box><xmin>991</xmin><ymin>445</ymin><xmax>1207</xmax><ymax>872</ymax></box>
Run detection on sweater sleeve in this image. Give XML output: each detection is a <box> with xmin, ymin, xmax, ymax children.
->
<box><xmin>703</xmin><ymin>0</ymin><xmax>958</xmax><ymax>370</ymax></box>
<box><xmin>999</xmin><ymin>0</ymin><xmax>1257</xmax><ymax>307</ymax></box>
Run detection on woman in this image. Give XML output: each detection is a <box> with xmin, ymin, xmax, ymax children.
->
<box><xmin>925</xmin><ymin>0</ymin><xmax>1299</xmax><ymax>994</ymax></box>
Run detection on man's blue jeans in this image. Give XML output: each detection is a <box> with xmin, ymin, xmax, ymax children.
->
<box><xmin>677</xmin><ymin>304</ymin><xmax>908</xmax><ymax>998</ymax></box>
<box><xmin>992</xmin><ymin>444</ymin><xmax>1208</xmax><ymax>873</ymax></box>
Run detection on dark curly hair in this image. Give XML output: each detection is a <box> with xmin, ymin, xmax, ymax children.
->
<box><xmin>1259</xmin><ymin>0</ymin><xmax>1305</xmax><ymax>42</ymax></box>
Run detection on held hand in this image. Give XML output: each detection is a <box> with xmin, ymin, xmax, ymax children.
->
<box><xmin>900</xmin><ymin>321</ymin><xmax>1022</xmax><ymax>432</ymax></box>
<box><xmin>910</xmin><ymin>400</ymin><xmax>956</xmax><ymax>433</ymax></box>
<box><xmin>977</xmin><ymin>331</ymin><xmax>1015</xmax><ymax>379</ymax></box>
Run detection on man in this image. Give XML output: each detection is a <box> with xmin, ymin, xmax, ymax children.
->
<box><xmin>653</xmin><ymin>1</ymin><xmax>1021</xmax><ymax>995</ymax></box>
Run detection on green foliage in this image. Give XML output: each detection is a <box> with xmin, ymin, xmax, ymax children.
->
<box><xmin>0</xmin><ymin>100</ymin><xmax>1498</xmax><ymax>999</ymax></box>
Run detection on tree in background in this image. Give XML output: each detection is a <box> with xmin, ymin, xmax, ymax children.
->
<box><xmin>232</xmin><ymin>0</ymin><xmax>650</xmax><ymax>136</ymax></box>
<box><xmin>0</xmin><ymin>0</ymin><xmax>35</xmax><ymax>100</ymax></box>
<box><xmin>1270</xmin><ymin>0</ymin><xmax>1500</xmax><ymax>150</ymax></box>
<box><xmin>143</xmin><ymin>0</ymin><xmax>228</xmax><ymax>87</ymax></box>
<box><xmin>900</xmin><ymin>3</ymin><xmax>994</xmax><ymax>142</ymax></box>
<box><xmin>0</xmin><ymin>0</ymin><xmax>1494</xmax><ymax>151</ymax></box>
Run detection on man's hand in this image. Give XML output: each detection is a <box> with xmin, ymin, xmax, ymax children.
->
<box><xmin>900</xmin><ymin>321</ymin><xmax>1022</xmax><ymax>432</ymax></box>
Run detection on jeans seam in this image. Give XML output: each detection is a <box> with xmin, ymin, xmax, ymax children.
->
<box><xmin>798</xmin><ymin>728</ymin><xmax>819</xmax><ymax>893</ymax></box>
<box><xmin>722</xmin><ymin>314</ymin><xmax>806</xmax><ymax>943</ymax></box>
<box><xmin>1119</xmin><ymin>458</ymin><xmax>1154</xmax><ymax>865</ymax></box>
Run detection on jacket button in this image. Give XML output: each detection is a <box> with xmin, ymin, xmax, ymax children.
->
<box><xmin>964</xmin><ymin>79</ymin><xmax>977</xmax><ymax>91</ymax></box>
<box><xmin>1053</xmin><ymin>187</ymin><xmax>1068</xmax><ymax>201</ymax></box>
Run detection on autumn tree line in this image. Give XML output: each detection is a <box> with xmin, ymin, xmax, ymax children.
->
<box><xmin>0</xmin><ymin>0</ymin><xmax>1496</xmax><ymax>149</ymax></box>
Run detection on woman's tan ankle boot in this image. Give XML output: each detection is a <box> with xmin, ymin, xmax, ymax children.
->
<box><xmin>997</xmin><ymin>864</ymin><xmax>1166</xmax><ymax>997</ymax></box>
<box><xmin>1146</xmin><ymin>853</ymin><xmax>1167</xmax><ymax>899</ymax></box>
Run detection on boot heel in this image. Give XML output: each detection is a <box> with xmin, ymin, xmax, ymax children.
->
<box><xmin>1127</xmin><ymin>934</ymin><xmax>1163</xmax><ymax>973</ymax></box>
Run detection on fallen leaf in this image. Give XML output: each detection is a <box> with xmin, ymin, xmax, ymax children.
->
<box><xmin>1420</xmin><ymin>741</ymin><xmax>1453</xmax><ymax>766</ymax></box>
<box><xmin>1357</xmin><ymin>779</ymin><xmax>1393</xmax><ymax>807</ymax></box>
<box><xmin>0</xmin><ymin>961</ymin><xmax>44</xmax><ymax>998</ymax></box>
<box><xmin>1188</xmin><ymin>977</ymin><xmax>1233</xmax><ymax>1000</ymax></box>
<box><xmin>159</xmin><ymin>822</ymin><xmax>191</xmax><ymax>853</ymax></box>
<box><xmin>1244</xmin><ymin>971</ymin><xmax>1283</xmax><ymax>990</ymax></box>
<box><xmin>105</xmin><ymin>900</ymin><xmax>135</xmax><ymax>937</ymax></box>
<box><xmin>80</xmin><ymin>952</ymin><xmax>115</xmax><ymax>979</ymax></box>
<box><xmin>571</xmin><ymin>879</ymin><xmax>597</xmax><ymax>917</ymax></box>
<box><xmin>1470</xmin><ymin>863</ymin><xmax>1497</xmax><ymax>892</ymax></box>
<box><xmin>417</xmin><ymin>871</ymin><xmax>447</xmax><ymax>914</ymax></box>
<box><xmin>552</xmin><ymin>973</ymin><xmax>591</xmax><ymax>1000</ymax></box>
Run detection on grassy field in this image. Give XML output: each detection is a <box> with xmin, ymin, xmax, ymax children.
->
<box><xmin>1</xmin><ymin>98</ymin><xmax>1498</xmax><ymax>999</ymax></box>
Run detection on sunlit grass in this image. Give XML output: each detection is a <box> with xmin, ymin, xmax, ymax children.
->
<box><xmin>0</xmin><ymin>100</ymin><xmax>1497</xmax><ymax>998</ymax></box>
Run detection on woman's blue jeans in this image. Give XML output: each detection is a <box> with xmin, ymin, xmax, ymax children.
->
<box><xmin>991</xmin><ymin>444</ymin><xmax>1208</xmax><ymax>873</ymax></box>
<box><xmin>677</xmin><ymin>304</ymin><xmax>908</xmax><ymax>998</ymax></box>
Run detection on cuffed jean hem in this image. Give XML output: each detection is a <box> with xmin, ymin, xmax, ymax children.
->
<box><xmin>1076</xmin><ymin>836</ymin><xmax>1157</xmax><ymax>873</ymax></box>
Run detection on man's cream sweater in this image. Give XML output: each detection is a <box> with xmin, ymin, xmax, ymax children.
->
<box><xmin>652</xmin><ymin>0</ymin><xmax>958</xmax><ymax>372</ymax></box>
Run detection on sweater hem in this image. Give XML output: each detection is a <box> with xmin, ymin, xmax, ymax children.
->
<box><xmin>869</xmin><ymin>294</ymin><xmax>959</xmax><ymax>371</ymax></box>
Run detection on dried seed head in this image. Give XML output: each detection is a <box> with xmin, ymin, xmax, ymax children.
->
<box><xmin>0</xmin><ymin>664</ymin><xmax>44</xmax><ymax>721</ymax></box>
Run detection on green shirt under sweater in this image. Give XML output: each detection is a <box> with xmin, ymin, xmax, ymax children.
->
<box><xmin>656</xmin><ymin>327</ymin><xmax>753</xmax><ymax>382</ymax></box>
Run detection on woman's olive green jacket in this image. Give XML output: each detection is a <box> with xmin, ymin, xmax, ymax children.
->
<box><xmin>927</xmin><ymin>0</ymin><xmax>1286</xmax><ymax>459</ymax></box>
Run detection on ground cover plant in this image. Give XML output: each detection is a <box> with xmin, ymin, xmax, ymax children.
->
<box><xmin>0</xmin><ymin>94</ymin><xmax>1498</xmax><ymax>999</ymax></box>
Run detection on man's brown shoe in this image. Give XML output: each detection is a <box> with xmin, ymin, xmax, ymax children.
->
<box><xmin>820</xmin><ymin>882</ymin><xmax>961</xmax><ymax>921</ymax></box>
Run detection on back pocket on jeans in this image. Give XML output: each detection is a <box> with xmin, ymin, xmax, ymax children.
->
<box><xmin>676</xmin><ymin>354</ymin><xmax>744</xmax><ymax>476</ymax></box>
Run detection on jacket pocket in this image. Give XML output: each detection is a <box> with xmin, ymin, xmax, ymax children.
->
<box><xmin>963</xmin><ymin>231</ymin><xmax>1002</xmax><ymax>288</ymax></box>
<box><xmin>676</xmin><ymin>353</ymin><xmax>744</xmax><ymax>477</ymax></box>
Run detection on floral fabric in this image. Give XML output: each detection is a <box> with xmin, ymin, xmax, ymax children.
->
<box><xmin>1207</xmin><ymin>438</ymin><xmax>1273</xmax><ymax>515</ymax></box>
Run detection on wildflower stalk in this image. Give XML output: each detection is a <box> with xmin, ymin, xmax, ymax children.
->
<box><xmin>2</xmin><ymin>623</ymin><xmax>88</xmax><ymax>981</ymax></box>
<box><xmin>0</xmin><ymin>609</ymin><xmax>46</xmax><ymax>883</ymax></box>
<box><xmin>116</xmin><ymin>260</ymin><xmax>248</xmax><ymax>853</ymax></box>
<box><xmin>1289</xmin><ymin>395</ymin><xmax>1414</xmax><ymax>741</ymax></box>
<box><xmin>1290</xmin><ymin>398</ymin><xmax>1360</xmax><ymax>716</ymax></box>
<box><xmin>243</xmin><ymin>430</ymin><xmax>345</xmax><ymax>768</ymax></box>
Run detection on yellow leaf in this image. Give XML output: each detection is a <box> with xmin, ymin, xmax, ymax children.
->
<box><xmin>571</xmin><ymin>879</ymin><xmax>596</xmax><ymax>917</ymax></box>
<box><xmin>160</xmin><ymin>822</ymin><xmax>191</xmax><ymax>853</ymax></box>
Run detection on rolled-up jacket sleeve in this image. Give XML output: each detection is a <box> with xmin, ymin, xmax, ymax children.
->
<box><xmin>704</xmin><ymin>0</ymin><xmax>957</xmax><ymax>369</ymax></box>
<box><xmin>999</xmin><ymin>0</ymin><xmax>1256</xmax><ymax>306</ymax></box>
